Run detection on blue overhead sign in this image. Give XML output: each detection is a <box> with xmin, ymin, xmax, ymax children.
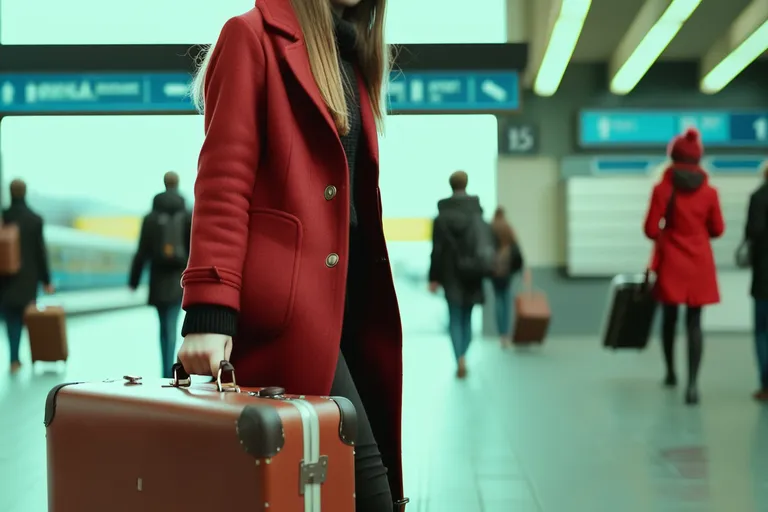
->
<box><xmin>579</xmin><ymin>109</ymin><xmax>768</xmax><ymax>148</ymax></box>
<box><xmin>0</xmin><ymin>70</ymin><xmax>521</xmax><ymax>115</ymax></box>
<box><xmin>0</xmin><ymin>73</ymin><xmax>194</xmax><ymax>114</ymax></box>
<box><xmin>387</xmin><ymin>71</ymin><xmax>520</xmax><ymax>113</ymax></box>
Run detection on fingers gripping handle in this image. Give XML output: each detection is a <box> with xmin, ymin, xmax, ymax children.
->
<box><xmin>170</xmin><ymin>360</ymin><xmax>240</xmax><ymax>393</ymax></box>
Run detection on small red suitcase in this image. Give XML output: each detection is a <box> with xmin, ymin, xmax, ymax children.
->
<box><xmin>45</xmin><ymin>362</ymin><xmax>356</xmax><ymax>512</ymax></box>
<box><xmin>512</xmin><ymin>289</ymin><xmax>551</xmax><ymax>345</ymax></box>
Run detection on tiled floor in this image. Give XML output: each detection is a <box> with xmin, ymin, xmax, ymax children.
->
<box><xmin>1</xmin><ymin>305</ymin><xmax>767</xmax><ymax>511</ymax></box>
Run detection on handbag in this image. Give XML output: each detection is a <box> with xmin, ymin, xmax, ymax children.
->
<box><xmin>735</xmin><ymin>239</ymin><xmax>752</xmax><ymax>269</ymax></box>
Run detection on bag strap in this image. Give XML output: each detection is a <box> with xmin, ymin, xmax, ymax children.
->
<box><xmin>645</xmin><ymin>188</ymin><xmax>677</xmax><ymax>285</ymax></box>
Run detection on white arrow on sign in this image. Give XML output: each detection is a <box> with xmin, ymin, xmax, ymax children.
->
<box><xmin>1</xmin><ymin>82</ymin><xmax>15</xmax><ymax>105</ymax></box>
<box><xmin>480</xmin><ymin>80</ymin><xmax>507</xmax><ymax>102</ymax></box>
<box><xmin>598</xmin><ymin>116</ymin><xmax>611</xmax><ymax>140</ymax></box>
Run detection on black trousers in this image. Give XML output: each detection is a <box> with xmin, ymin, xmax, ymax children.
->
<box><xmin>661</xmin><ymin>304</ymin><xmax>704</xmax><ymax>387</ymax></box>
<box><xmin>330</xmin><ymin>226</ymin><xmax>393</xmax><ymax>512</ymax></box>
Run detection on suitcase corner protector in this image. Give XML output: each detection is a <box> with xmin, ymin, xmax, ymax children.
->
<box><xmin>238</xmin><ymin>403</ymin><xmax>286</xmax><ymax>458</ymax></box>
<box><xmin>44</xmin><ymin>382</ymin><xmax>83</xmax><ymax>428</ymax></box>
<box><xmin>328</xmin><ymin>396</ymin><xmax>358</xmax><ymax>446</ymax></box>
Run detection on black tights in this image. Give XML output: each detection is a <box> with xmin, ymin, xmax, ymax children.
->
<box><xmin>330</xmin><ymin>352</ymin><xmax>393</xmax><ymax>511</ymax></box>
<box><xmin>661</xmin><ymin>304</ymin><xmax>703</xmax><ymax>388</ymax></box>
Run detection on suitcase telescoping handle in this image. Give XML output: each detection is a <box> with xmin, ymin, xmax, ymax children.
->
<box><xmin>170</xmin><ymin>360</ymin><xmax>240</xmax><ymax>393</ymax></box>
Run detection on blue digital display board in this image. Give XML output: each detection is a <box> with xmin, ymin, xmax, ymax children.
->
<box><xmin>387</xmin><ymin>71</ymin><xmax>520</xmax><ymax>113</ymax></box>
<box><xmin>579</xmin><ymin>109</ymin><xmax>768</xmax><ymax>148</ymax></box>
<box><xmin>0</xmin><ymin>73</ymin><xmax>195</xmax><ymax>114</ymax></box>
<box><xmin>0</xmin><ymin>70</ymin><xmax>520</xmax><ymax>115</ymax></box>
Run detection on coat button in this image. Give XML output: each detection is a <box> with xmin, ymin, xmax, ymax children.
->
<box><xmin>324</xmin><ymin>185</ymin><xmax>337</xmax><ymax>200</ymax></box>
<box><xmin>325</xmin><ymin>253</ymin><xmax>339</xmax><ymax>268</ymax></box>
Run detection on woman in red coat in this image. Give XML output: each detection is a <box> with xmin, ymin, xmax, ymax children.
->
<box><xmin>175</xmin><ymin>0</ymin><xmax>407</xmax><ymax>510</ymax></box>
<box><xmin>644</xmin><ymin>128</ymin><xmax>725</xmax><ymax>405</ymax></box>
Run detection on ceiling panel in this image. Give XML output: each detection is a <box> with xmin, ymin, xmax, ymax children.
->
<box><xmin>663</xmin><ymin>0</ymin><xmax>753</xmax><ymax>59</ymax></box>
<box><xmin>570</xmin><ymin>0</ymin><xmax>764</xmax><ymax>63</ymax></box>
<box><xmin>571</xmin><ymin>0</ymin><xmax>646</xmax><ymax>62</ymax></box>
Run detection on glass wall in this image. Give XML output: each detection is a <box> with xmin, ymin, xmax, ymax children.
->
<box><xmin>1</xmin><ymin>113</ymin><xmax>498</xmax><ymax>332</ymax></box>
<box><xmin>1</xmin><ymin>0</ymin><xmax>507</xmax><ymax>44</ymax></box>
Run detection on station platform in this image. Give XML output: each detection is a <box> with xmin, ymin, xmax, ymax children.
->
<box><xmin>1</xmin><ymin>305</ymin><xmax>767</xmax><ymax>512</ymax></box>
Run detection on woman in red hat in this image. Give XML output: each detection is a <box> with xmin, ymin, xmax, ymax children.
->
<box><xmin>644</xmin><ymin>127</ymin><xmax>725</xmax><ymax>405</ymax></box>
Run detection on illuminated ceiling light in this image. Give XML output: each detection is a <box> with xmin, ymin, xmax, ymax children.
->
<box><xmin>533</xmin><ymin>0</ymin><xmax>592</xmax><ymax>97</ymax></box>
<box><xmin>610</xmin><ymin>0</ymin><xmax>702</xmax><ymax>95</ymax></box>
<box><xmin>701</xmin><ymin>0</ymin><xmax>768</xmax><ymax>94</ymax></box>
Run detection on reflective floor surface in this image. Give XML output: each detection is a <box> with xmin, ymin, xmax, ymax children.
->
<box><xmin>1</xmin><ymin>305</ymin><xmax>767</xmax><ymax>511</ymax></box>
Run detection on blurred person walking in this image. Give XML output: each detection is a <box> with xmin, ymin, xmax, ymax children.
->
<box><xmin>743</xmin><ymin>161</ymin><xmax>768</xmax><ymax>402</ymax></box>
<box><xmin>129</xmin><ymin>171</ymin><xmax>191</xmax><ymax>379</ymax></box>
<box><xmin>643</xmin><ymin>128</ymin><xmax>725</xmax><ymax>405</ymax></box>
<box><xmin>429</xmin><ymin>170</ymin><xmax>491</xmax><ymax>378</ymax></box>
<box><xmin>0</xmin><ymin>179</ymin><xmax>54</xmax><ymax>374</ymax></box>
<box><xmin>490</xmin><ymin>207</ymin><xmax>523</xmax><ymax>347</ymax></box>
<box><xmin>173</xmin><ymin>1</ymin><xmax>407</xmax><ymax>509</ymax></box>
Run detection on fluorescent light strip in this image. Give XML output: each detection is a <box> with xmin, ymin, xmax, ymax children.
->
<box><xmin>610</xmin><ymin>0</ymin><xmax>702</xmax><ymax>95</ymax></box>
<box><xmin>701</xmin><ymin>21</ymin><xmax>768</xmax><ymax>93</ymax></box>
<box><xmin>533</xmin><ymin>0</ymin><xmax>591</xmax><ymax>97</ymax></box>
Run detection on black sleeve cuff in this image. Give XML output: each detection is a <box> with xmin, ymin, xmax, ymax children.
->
<box><xmin>181</xmin><ymin>305</ymin><xmax>238</xmax><ymax>337</ymax></box>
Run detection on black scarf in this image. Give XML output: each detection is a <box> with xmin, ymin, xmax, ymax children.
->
<box><xmin>333</xmin><ymin>14</ymin><xmax>359</xmax><ymax>61</ymax></box>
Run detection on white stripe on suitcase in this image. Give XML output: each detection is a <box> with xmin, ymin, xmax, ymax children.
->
<box><xmin>288</xmin><ymin>398</ymin><xmax>322</xmax><ymax>512</ymax></box>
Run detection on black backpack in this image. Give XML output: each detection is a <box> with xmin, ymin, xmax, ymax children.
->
<box><xmin>152</xmin><ymin>211</ymin><xmax>188</xmax><ymax>266</ymax></box>
<box><xmin>445</xmin><ymin>215</ymin><xmax>496</xmax><ymax>284</ymax></box>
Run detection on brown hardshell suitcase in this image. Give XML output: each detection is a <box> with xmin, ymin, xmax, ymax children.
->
<box><xmin>45</xmin><ymin>362</ymin><xmax>357</xmax><ymax>512</ymax></box>
<box><xmin>0</xmin><ymin>223</ymin><xmax>21</xmax><ymax>275</ymax></box>
<box><xmin>25</xmin><ymin>303</ymin><xmax>68</xmax><ymax>363</ymax></box>
<box><xmin>512</xmin><ymin>289</ymin><xmax>551</xmax><ymax>345</ymax></box>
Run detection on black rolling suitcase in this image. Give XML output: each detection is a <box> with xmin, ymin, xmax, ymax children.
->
<box><xmin>602</xmin><ymin>271</ymin><xmax>657</xmax><ymax>350</ymax></box>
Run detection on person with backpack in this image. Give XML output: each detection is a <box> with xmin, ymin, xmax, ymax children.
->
<box><xmin>643</xmin><ymin>128</ymin><xmax>724</xmax><ymax>406</ymax></box>
<box><xmin>429</xmin><ymin>171</ymin><xmax>494</xmax><ymax>378</ymax></box>
<box><xmin>490</xmin><ymin>207</ymin><xmax>523</xmax><ymax>347</ymax></box>
<box><xmin>129</xmin><ymin>171</ymin><xmax>191</xmax><ymax>378</ymax></box>
<box><xmin>0</xmin><ymin>179</ymin><xmax>54</xmax><ymax>374</ymax></box>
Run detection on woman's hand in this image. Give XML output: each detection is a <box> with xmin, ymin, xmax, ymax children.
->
<box><xmin>177</xmin><ymin>333</ymin><xmax>233</xmax><ymax>376</ymax></box>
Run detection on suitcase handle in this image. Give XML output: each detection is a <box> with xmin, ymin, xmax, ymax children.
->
<box><xmin>170</xmin><ymin>360</ymin><xmax>240</xmax><ymax>393</ymax></box>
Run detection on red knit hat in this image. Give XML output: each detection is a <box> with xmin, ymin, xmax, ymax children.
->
<box><xmin>668</xmin><ymin>127</ymin><xmax>703</xmax><ymax>164</ymax></box>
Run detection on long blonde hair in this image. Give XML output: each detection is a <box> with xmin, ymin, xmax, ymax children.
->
<box><xmin>191</xmin><ymin>0</ymin><xmax>389</xmax><ymax>135</ymax></box>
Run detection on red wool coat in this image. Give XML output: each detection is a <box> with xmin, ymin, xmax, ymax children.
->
<box><xmin>644</xmin><ymin>165</ymin><xmax>725</xmax><ymax>306</ymax></box>
<box><xmin>180</xmin><ymin>0</ymin><xmax>404</xmax><ymax>500</ymax></box>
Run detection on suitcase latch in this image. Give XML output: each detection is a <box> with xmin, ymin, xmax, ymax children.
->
<box><xmin>299</xmin><ymin>455</ymin><xmax>328</xmax><ymax>495</ymax></box>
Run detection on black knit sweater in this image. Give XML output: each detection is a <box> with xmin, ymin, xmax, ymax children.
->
<box><xmin>181</xmin><ymin>15</ymin><xmax>363</xmax><ymax>338</ymax></box>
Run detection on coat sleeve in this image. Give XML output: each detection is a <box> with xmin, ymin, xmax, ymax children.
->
<box><xmin>35</xmin><ymin>218</ymin><xmax>51</xmax><ymax>287</ymax></box>
<box><xmin>129</xmin><ymin>217</ymin><xmax>151</xmax><ymax>289</ymax></box>
<box><xmin>180</xmin><ymin>16</ymin><xmax>266</xmax><ymax>313</ymax></box>
<box><xmin>428</xmin><ymin>216</ymin><xmax>444</xmax><ymax>283</ymax></box>
<box><xmin>746</xmin><ymin>191</ymin><xmax>766</xmax><ymax>241</ymax></box>
<box><xmin>707</xmin><ymin>188</ymin><xmax>725</xmax><ymax>239</ymax></box>
<box><xmin>643</xmin><ymin>185</ymin><xmax>664</xmax><ymax>240</ymax></box>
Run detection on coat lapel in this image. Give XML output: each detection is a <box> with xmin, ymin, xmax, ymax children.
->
<box><xmin>259</xmin><ymin>0</ymin><xmax>337</xmax><ymax>135</ymax></box>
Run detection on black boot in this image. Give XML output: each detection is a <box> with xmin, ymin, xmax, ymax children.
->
<box><xmin>685</xmin><ymin>386</ymin><xmax>699</xmax><ymax>406</ymax></box>
<box><xmin>663</xmin><ymin>374</ymin><xmax>677</xmax><ymax>388</ymax></box>
<box><xmin>394</xmin><ymin>498</ymin><xmax>410</xmax><ymax>511</ymax></box>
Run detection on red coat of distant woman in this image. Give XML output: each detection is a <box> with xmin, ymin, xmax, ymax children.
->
<box><xmin>644</xmin><ymin>128</ymin><xmax>725</xmax><ymax>306</ymax></box>
<box><xmin>179</xmin><ymin>0</ymin><xmax>404</xmax><ymax>500</ymax></box>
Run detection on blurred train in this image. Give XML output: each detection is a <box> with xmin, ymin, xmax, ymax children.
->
<box><xmin>42</xmin><ymin>225</ymin><xmax>148</xmax><ymax>313</ymax></box>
